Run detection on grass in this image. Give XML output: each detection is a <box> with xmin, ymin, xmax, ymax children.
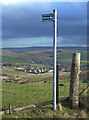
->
<box><xmin>30</xmin><ymin>63</ymin><xmax>51</xmax><ymax>68</ymax></box>
<box><xmin>2</xmin><ymin>81</ymin><xmax>53</xmax><ymax>110</ymax></box>
<box><xmin>81</xmin><ymin>61</ymin><xmax>89</xmax><ymax>64</ymax></box>
<box><xmin>2</xmin><ymin>80</ymin><xmax>88</xmax><ymax>111</ymax></box>
<box><xmin>2</xmin><ymin>68</ymin><xmax>71</xmax><ymax>83</ymax></box>
<box><xmin>2</xmin><ymin>56</ymin><xmax>26</xmax><ymax>63</ymax></box>
<box><xmin>2</xmin><ymin>91</ymin><xmax>89</xmax><ymax>119</ymax></box>
<box><xmin>1</xmin><ymin>48</ymin><xmax>89</xmax><ymax>118</ymax></box>
<box><xmin>4</xmin><ymin>105</ymin><xmax>89</xmax><ymax>120</ymax></box>
<box><xmin>1</xmin><ymin>69</ymin><xmax>89</xmax><ymax>119</ymax></box>
<box><xmin>58</xmin><ymin>50</ymin><xmax>88</xmax><ymax>64</ymax></box>
<box><xmin>2</xmin><ymin>50</ymin><xmax>88</xmax><ymax>65</ymax></box>
<box><xmin>1</xmin><ymin>68</ymin><xmax>53</xmax><ymax>82</ymax></box>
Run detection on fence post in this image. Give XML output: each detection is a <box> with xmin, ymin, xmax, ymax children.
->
<box><xmin>9</xmin><ymin>103</ymin><xmax>12</xmax><ymax>114</ymax></box>
<box><xmin>56</xmin><ymin>64</ymin><xmax>59</xmax><ymax>105</ymax></box>
<box><xmin>69</xmin><ymin>53</ymin><xmax>80</xmax><ymax>109</ymax></box>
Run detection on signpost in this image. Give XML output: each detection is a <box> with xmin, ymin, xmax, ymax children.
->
<box><xmin>41</xmin><ymin>9</ymin><xmax>57</xmax><ymax>110</ymax></box>
<box><xmin>41</xmin><ymin>13</ymin><xmax>55</xmax><ymax>21</ymax></box>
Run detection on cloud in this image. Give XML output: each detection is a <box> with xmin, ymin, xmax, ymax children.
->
<box><xmin>2</xmin><ymin>2</ymin><xmax>87</xmax><ymax>47</ymax></box>
<box><xmin>2</xmin><ymin>36</ymin><xmax>53</xmax><ymax>48</ymax></box>
<box><xmin>1</xmin><ymin>0</ymin><xmax>88</xmax><ymax>4</ymax></box>
<box><xmin>2</xmin><ymin>35</ymin><xmax>87</xmax><ymax>48</ymax></box>
<box><xmin>58</xmin><ymin>35</ymin><xmax>87</xmax><ymax>46</ymax></box>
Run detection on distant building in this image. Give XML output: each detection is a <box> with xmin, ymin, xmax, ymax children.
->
<box><xmin>30</xmin><ymin>60</ymin><xmax>35</xmax><ymax>64</ymax></box>
<box><xmin>48</xmin><ymin>70</ymin><xmax>53</xmax><ymax>73</ymax></box>
<box><xmin>41</xmin><ymin>68</ymin><xmax>44</xmax><ymax>73</ymax></box>
<box><xmin>15</xmin><ymin>68</ymin><xmax>25</xmax><ymax>72</ymax></box>
<box><xmin>34</xmin><ymin>69</ymin><xmax>38</xmax><ymax>74</ymax></box>
<box><xmin>37</xmin><ymin>69</ymin><xmax>41</xmax><ymax>73</ymax></box>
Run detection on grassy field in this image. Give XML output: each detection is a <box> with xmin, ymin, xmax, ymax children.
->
<box><xmin>2</xmin><ymin>80</ymin><xmax>89</xmax><ymax>119</ymax></box>
<box><xmin>2</xmin><ymin>80</ymin><xmax>88</xmax><ymax>110</ymax></box>
<box><xmin>2</xmin><ymin>56</ymin><xmax>26</xmax><ymax>63</ymax></box>
<box><xmin>3</xmin><ymin>103</ymin><xmax>89</xmax><ymax>119</ymax></box>
<box><xmin>1</xmin><ymin>69</ymin><xmax>89</xmax><ymax>119</ymax></box>
<box><xmin>2</xmin><ymin>68</ymin><xmax>71</xmax><ymax>83</ymax></box>
<box><xmin>2</xmin><ymin>69</ymin><xmax>88</xmax><ymax>110</ymax></box>
<box><xmin>1</xmin><ymin>49</ymin><xmax>89</xmax><ymax>119</ymax></box>
<box><xmin>1</xmin><ymin>49</ymin><xmax>88</xmax><ymax>66</ymax></box>
<box><xmin>1</xmin><ymin>68</ymin><xmax>89</xmax><ymax>119</ymax></box>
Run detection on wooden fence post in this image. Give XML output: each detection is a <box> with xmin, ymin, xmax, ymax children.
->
<box><xmin>9</xmin><ymin>104</ymin><xmax>12</xmax><ymax>114</ymax></box>
<box><xmin>56</xmin><ymin>64</ymin><xmax>59</xmax><ymax>105</ymax></box>
<box><xmin>56</xmin><ymin>64</ymin><xmax>62</xmax><ymax>111</ymax></box>
<box><xmin>69</xmin><ymin>53</ymin><xmax>80</xmax><ymax>109</ymax></box>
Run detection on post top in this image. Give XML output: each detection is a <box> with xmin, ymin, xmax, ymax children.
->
<box><xmin>53</xmin><ymin>9</ymin><xmax>57</xmax><ymax>12</ymax></box>
<box><xmin>73</xmin><ymin>53</ymin><xmax>81</xmax><ymax>55</ymax></box>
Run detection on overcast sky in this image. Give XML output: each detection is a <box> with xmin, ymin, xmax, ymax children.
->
<box><xmin>2</xmin><ymin>2</ymin><xmax>87</xmax><ymax>48</ymax></box>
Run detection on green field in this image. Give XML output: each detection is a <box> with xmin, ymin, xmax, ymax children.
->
<box><xmin>2</xmin><ymin>80</ymin><xmax>88</xmax><ymax>110</ymax></box>
<box><xmin>1</xmin><ymin>50</ymin><xmax>88</xmax><ymax>66</ymax></box>
<box><xmin>2</xmin><ymin>79</ymin><xmax>89</xmax><ymax>119</ymax></box>
<box><xmin>1</xmin><ymin>49</ymin><xmax>89</xmax><ymax>119</ymax></box>
<box><xmin>2</xmin><ymin>56</ymin><xmax>26</xmax><ymax>63</ymax></box>
<box><xmin>2</xmin><ymin>67</ymin><xmax>88</xmax><ymax>110</ymax></box>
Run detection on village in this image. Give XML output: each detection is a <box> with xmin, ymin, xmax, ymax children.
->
<box><xmin>0</xmin><ymin>61</ymin><xmax>88</xmax><ymax>74</ymax></box>
<box><xmin>15</xmin><ymin>66</ymin><xmax>47</xmax><ymax>74</ymax></box>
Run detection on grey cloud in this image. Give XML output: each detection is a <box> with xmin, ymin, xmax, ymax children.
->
<box><xmin>2</xmin><ymin>2</ymin><xmax>87</xmax><ymax>40</ymax></box>
<box><xmin>58</xmin><ymin>35</ymin><xmax>87</xmax><ymax>46</ymax></box>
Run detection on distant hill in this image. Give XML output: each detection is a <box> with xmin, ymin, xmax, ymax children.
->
<box><xmin>1</xmin><ymin>48</ymin><xmax>88</xmax><ymax>66</ymax></box>
<box><xmin>1</xmin><ymin>46</ymin><xmax>88</xmax><ymax>53</ymax></box>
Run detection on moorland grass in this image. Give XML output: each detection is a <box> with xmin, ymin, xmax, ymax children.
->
<box><xmin>2</xmin><ymin>80</ymin><xmax>88</xmax><ymax>110</ymax></box>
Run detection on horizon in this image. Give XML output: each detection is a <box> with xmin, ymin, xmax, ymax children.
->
<box><xmin>1</xmin><ymin>45</ymin><xmax>88</xmax><ymax>49</ymax></box>
<box><xmin>1</xmin><ymin>46</ymin><xmax>88</xmax><ymax>53</ymax></box>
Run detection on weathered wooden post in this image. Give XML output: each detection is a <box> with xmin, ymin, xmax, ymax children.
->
<box><xmin>56</xmin><ymin>64</ymin><xmax>62</xmax><ymax>111</ymax></box>
<box><xmin>69</xmin><ymin>53</ymin><xmax>80</xmax><ymax>109</ymax></box>
<box><xmin>56</xmin><ymin>64</ymin><xmax>59</xmax><ymax>105</ymax></box>
<box><xmin>9</xmin><ymin>103</ymin><xmax>12</xmax><ymax>114</ymax></box>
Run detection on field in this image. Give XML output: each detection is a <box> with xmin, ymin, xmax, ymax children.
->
<box><xmin>1</xmin><ymin>68</ymin><xmax>89</xmax><ymax>118</ymax></box>
<box><xmin>1</xmin><ymin>48</ymin><xmax>89</xmax><ymax>119</ymax></box>
<box><xmin>2</xmin><ymin>71</ymin><xmax>89</xmax><ymax>118</ymax></box>
<box><xmin>1</xmin><ymin>49</ymin><xmax>88</xmax><ymax>66</ymax></box>
<box><xmin>2</xmin><ymin>78</ymin><xmax>88</xmax><ymax>109</ymax></box>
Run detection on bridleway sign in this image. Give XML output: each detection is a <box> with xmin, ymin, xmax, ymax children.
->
<box><xmin>41</xmin><ymin>13</ymin><xmax>55</xmax><ymax>22</ymax></box>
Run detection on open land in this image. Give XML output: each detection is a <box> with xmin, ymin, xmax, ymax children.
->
<box><xmin>0</xmin><ymin>47</ymin><xmax>89</xmax><ymax>119</ymax></box>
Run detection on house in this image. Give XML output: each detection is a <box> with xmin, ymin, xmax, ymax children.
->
<box><xmin>42</xmin><ymin>68</ymin><xmax>47</xmax><ymax>73</ymax></box>
<box><xmin>48</xmin><ymin>70</ymin><xmax>53</xmax><ymax>73</ymax></box>
<box><xmin>41</xmin><ymin>68</ymin><xmax>44</xmax><ymax>73</ymax></box>
<box><xmin>37</xmin><ymin>69</ymin><xmax>41</xmax><ymax>73</ymax></box>
<box><xmin>15</xmin><ymin>68</ymin><xmax>25</xmax><ymax>72</ymax></box>
<box><xmin>30</xmin><ymin>60</ymin><xmax>35</xmax><ymax>64</ymax></box>
<box><xmin>34</xmin><ymin>69</ymin><xmax>38</xmax><ymax>74</ymax></box>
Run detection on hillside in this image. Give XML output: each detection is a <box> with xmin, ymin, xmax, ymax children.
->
<box><xmin>2</xmin><ymin>46</ymin><xmax>88</xmax><ymax>53</ymax></box>
<box><xmin>1</xmin><ymin>49</ymin><xmax>88</xmax><ymax>67</ymax></box>
<box><xmin>1</xmin><ymin>47</ymin><xmax>89</xmax><ymax>119</ymax></box>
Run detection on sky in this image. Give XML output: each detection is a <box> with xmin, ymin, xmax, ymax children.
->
<box><xmin>2</xmin><ymin>1</ymin><xmax>87</xmax><ymax>48</ymax></box>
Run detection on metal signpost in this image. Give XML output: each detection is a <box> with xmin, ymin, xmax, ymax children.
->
<box><xmin>41</xmin><ymin>9</ymin><xmax>57</xmax><ymax>110</ymax></box>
